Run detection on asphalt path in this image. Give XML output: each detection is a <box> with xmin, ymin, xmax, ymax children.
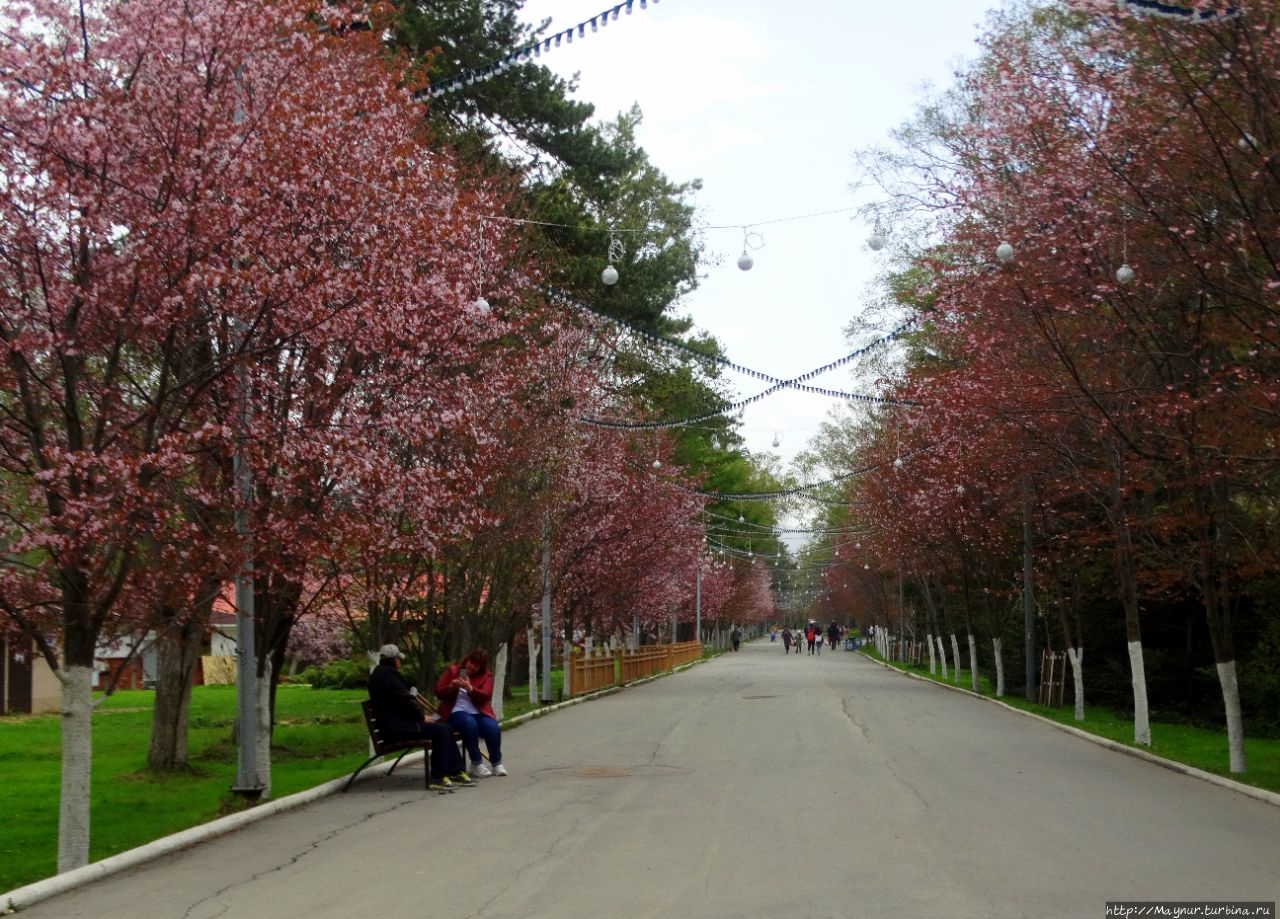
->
<box><xmin>13</xmin><ymin>642</ymin><xmax>1279</xmax><ymax>918</ymax></box>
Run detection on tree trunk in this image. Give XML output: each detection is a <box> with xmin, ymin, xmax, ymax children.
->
<box><xmin>527</xmin><ymin>626</ymin><xmax>538</xmax><ymax>706</ymax></box>
<box><xmin>925</xmin><ymin>631</ymin><xmax>936</xmax><ymax>673</ymax></box>
<box><xmin>1194</xmin><ymin>479</ymin><xmax>1246</xmax><ymax>773</ymax></box>
<box><xmin>992</xmin><ymin>637</ymin><xmax>1005</xmax><ymax>697</ymax></box>
<box><xmin>1067</xmin><ymin>647</ymin><xmax>1084</xmax><ymax>722</ymax></box>
<box><xmin>949</xmin><ymin>634</ymin><xmax>961</xmax><ymax>684</ymax></box>
<box><xmin>492</xmin><ymin>642</ymin><xmax>507</xmax><ymax>721</ymax></box>
<box><xmin>1109</xmin><ymin>448</ymin><xmax>1150</xmax><ymax>745</ymax></box>
<box><xmin>255</xmin><ymin>657</ymin><xmax>273</xmax><ymax>800</ymax></box>
<box><xmin>1217</xmin><ymin>660</ymin><xmax>1246</xmax><ymax>773</ymax></box>
<box><xmin>148</xmin><ymin>613</ymin><xmax>205</xmax><ymax>770</ymax></box>
<box><xmin>967</xmin><ymin>634</ymin><xmax>979</xmax><ymax>693</ymax></box>
<box><xmin>935</xmin><ymin>635</ymin><xmax>948</xmax><ymax>680</ymax></box>
<box><xmin>57</xmin><ymin>664</ymin><xmax>94</xmax><ymax>873</ymax></box>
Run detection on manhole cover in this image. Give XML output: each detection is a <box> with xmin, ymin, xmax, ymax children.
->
<box><xmin>573</xmin><ymin>765</ymin><xmax>632</xmax><ymax>777</ymax></box>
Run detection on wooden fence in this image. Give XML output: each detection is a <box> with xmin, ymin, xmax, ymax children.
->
<box><xmin>1038</xmin><ymin>649</ymin><xmax>1066</xmax><ymax>707</ymax></box>
<box><xmin>569</xmin><ymin>641</ymin><xmax>703</xmax><ymax>698</ymax></box>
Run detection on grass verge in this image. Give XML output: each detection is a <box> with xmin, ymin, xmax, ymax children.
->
<box><xmin>0</xmin><ymin>677</ymin><xmax>568</xmax><ymax>893</ymax></box>
<box><xmin>861</xmin><ymin>649</ymin><xmax>1280</xmax><ymax>796</ymax></box>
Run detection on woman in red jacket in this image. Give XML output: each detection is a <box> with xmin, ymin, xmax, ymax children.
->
<box><xmin>435</xmin><ymin>647</ymin><xmax>506</xmax><ymax>777</ymax></box>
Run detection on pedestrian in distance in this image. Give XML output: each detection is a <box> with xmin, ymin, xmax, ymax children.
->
<box><xmin>731</xmin><ymin>626</ymin><xmax>742</xmax><ymax>652</ymax></box>
<box><xmin>781</xmin><ymin>628</ymin><xmax>793</xmax><ymax>654</ymax></box>
<box><xmin>367</xmin><ymin>644</ymin><xmax>473</xmax><ymax>793</ymax></box>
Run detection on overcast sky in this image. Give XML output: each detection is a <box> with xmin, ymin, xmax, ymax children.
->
<box><xmin>518</xmin><ymin>0</ymin><xmax>1002</xmax><ymax>468</ymax></box>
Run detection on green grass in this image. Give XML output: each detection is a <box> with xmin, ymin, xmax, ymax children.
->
<box><xmin>862</xmin><ymin>649</ymin><xmax>1280</xmax><ymax>795</ymax></box>
<box><xmin>0</xmin><ymin>677</ymin><xmax>574</xmax><ymax>894</ymax></box>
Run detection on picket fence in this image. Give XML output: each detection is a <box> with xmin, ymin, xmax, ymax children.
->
<box><xmin>568</xmin><ymin>641</ymin><xmax>703</xmax><ymax>697</ymax></box>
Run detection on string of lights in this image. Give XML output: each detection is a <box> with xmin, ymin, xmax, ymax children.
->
<box><xmin>419</xmin><ymin>0</ymin><xmax>663</xmax><ymax>100</ymax></box>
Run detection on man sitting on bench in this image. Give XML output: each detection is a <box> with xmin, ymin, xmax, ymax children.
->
<box><xmin>368</xmin><ymin>644</ymin><xmax>474</xmax><ymax>793</ymax></box>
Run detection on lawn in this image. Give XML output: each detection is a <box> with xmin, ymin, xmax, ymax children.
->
<box><xmin>862</xmin><ymin>649</ymin><xmax>1280</xmax><ymax>796</ymax></box>
<box><xmin>0</xmin><ymin>678</ymin><xmax>566</xmax><ymax>894</ymax></box>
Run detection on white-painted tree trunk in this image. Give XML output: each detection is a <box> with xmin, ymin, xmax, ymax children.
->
<box><xmin>1067</xmin><ymin>646</ymin><xmax>1085</xmax><ymax>721</ymax></box>
<box><xmin>527</xmin><ymin>628</ymin><xmax>538</xmax><ymax>705</ymax></box>
<box><xmin>562</xmin><ymin>641</ymin><xmax>572</xmax><ymax>698</ymax></box>
<box><xmin>255</xmin><ymin>658</ymin><xmax>273</xmax><ymax>799</ymax></box>
<box><xmin>935</xmin><ymin>636</ymin><xmax>948</xmax><ymax>680</ymax></box>
<box><xmin>492</xmin><ymin>643</ymin><xmax>508</xmax><ymax>721</ymax></box>
<box><xmin>949</xmin><ymin>634</ymin><xmax>961</xmax><ymax>683</ymax></box>
<box><xmin>1217</xmin><ymin>660</ymin><xmax>1247</xmax><ymax>773</ymax></box>
<box><xmin>967</xmin><ymin>634</ymin><xmax>979</xmax><ymax>693</ymax></box>
<box><xmin>57</xmin><ymin>664</ymin><xmax>94</xmax><ymax>873</ymax></box>
<box><xmin>1127</xmin><ymin>640</ymin><xmax>1151</xmax><ymax>746</ymax></box>
<box><xmin>925</xmin><ymin>631</ymin><xmax>936</xmax><ymax>673</ymax></box>
<box><xmin>992</xmin><ymin>637</ymin><xmax>1005</xmax><ymax>697</ymax></box>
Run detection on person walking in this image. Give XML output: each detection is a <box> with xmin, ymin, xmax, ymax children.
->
<box><xmin>731</xmin><ymin>626</ymin><xmax>742</xmax><ymax>652</ymax></box>
<box><xmin>781</xmin><ymin>628</ymin><xmax>793</xmax><ymax>654</ymax></box>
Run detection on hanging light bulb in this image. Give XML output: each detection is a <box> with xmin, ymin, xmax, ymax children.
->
<box><xmin>652</xmin><ymin>458</ymin><xmax>661</xmax><ymax>469</ymax></box>
<box><xmin>893</xmin><ymin>457</ymin><xmax>904</xmax><ymax>470</ymax></box>
<box><xmin>996</xmin><ymin>241</ymin><xmax>1015</xmax><ymax>262</ymax></box>
<box><xmin>737</xmin><ymin>250</ymin><xmax>754</xmax><ymax>271</ymax></box>
<box><xmin>867</xmin><ymin>232</ymin><xmax>886</xmax><ymax>252</ymax></box>
<box><xmin>771</xmin><ymin>432</ymin><xmax>781</xmax><ymax>448</ymax></box>
<box><xmin>602</xmin><ymin>231</ymin><xmax>624</xmax><ymax>286</ymax></box>
<box><xmin>473</xmin><ymin>297</ymin><xmax>491</xmax><ymax>315</ymax></box>
<box><xmin>1115</xmin><ymin>264</ymin><xmax>1135</xmax><ymax>285</ymax></box>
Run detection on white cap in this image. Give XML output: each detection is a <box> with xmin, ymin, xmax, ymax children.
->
<box><xmin>378</xmin><ymin>643</ymin><xmax>405</xmax><ymax>660</ymax></box>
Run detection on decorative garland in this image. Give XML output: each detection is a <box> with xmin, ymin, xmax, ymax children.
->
<box><xmin>419</xmin><ymin>0</ymin><xmax>663</xmax><ymax>101</ymax></box>
<box><xmin>541</xmin><ymin>286</ymin><xmax>918</xmax><ymax>431</ymax></box>
<box><xmin>692</xmin><ymin>463</ymin><xmax>881</xmax><ymax>502</ymax></box>
<box><xmin>1121</xmin><ymin>0</ymin><xmax>1241</xmax><ymax>21</ymax></box>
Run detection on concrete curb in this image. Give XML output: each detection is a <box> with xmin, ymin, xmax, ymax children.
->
<box><xmin>2</xmin><ymin>654</ymin><xmax>715</xmax><ymax>913</ymax></box>
<box><xmin>2</xmin><ymin>764</ymin><xmax>392</xmax><ymax>914</ymax></box>
<box><xmin>860</xmin><ymin>650</ymin><xmax>1280</xmax><ymax>809</ymax></box>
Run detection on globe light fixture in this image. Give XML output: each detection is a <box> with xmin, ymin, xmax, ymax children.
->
<box><xmin>868</xmin><ymin>232</ymin><xmax>886</xmax><ymax>252</ymax></box>
<box><xmin>602</xmin><ymin>264</ymin><xmax>619</xmax><ymax>285</ymax></box>
<box><xmin>737</xmin><ymin>250</ymin><xmax>754</xmax><ymax>271</ymax></box>
<box><xmin>996</xmin><ymin>241</ymin><xmax>1015</xmax><ymax>263</ymax></box>
<box><xmin>1115</xmin><ymin>264</ymin><xmax>1135</xmax><ymax>285</ymax></box>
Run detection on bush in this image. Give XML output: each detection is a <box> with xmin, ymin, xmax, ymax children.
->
<box><xmin>296</xmin><ymin>656</ymin><xmax>370</xmax><ymax>690</ymax></box>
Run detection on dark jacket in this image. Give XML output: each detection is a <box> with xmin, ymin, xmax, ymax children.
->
<box><xmin>368</xmin><ymin>661</ymin><xmax>424</xmax><ymax>739</ymax></box>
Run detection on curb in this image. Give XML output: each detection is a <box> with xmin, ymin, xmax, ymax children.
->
<box><xmin>859</xmin><ymin>650</ymin><xmax>1280</xmax><ymax>809</ymax></box>
<box><xmin>2</xmin><ymin>765</ymin><xmax>386</xmax><ymax>914</ymax></box>
<box><xmin>2</xmin><ymin>654</ymin><xmax>716</xmax><ymax>913</ymax></box>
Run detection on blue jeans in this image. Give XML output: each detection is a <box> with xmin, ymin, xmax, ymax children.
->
<box><xmin>447</xmin><ymin>711</ymin><xmax>502</xmax><ymax>766</ymax></box>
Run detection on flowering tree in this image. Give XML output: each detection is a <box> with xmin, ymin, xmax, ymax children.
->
<box><xmin>0</xmin><ymin>0</ymin><xmax>544</xmax><ymax>868</ymax></box>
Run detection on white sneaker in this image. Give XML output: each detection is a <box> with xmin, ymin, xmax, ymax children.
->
<box><xmin>493</xmin><ymin>762</ymin><xmax>508</xmax><ymax>777</ymax></box>
<box><xmin>472</xmin><ymin>761</ymin><xmax>493</xmax><ymax>777</ymax></box>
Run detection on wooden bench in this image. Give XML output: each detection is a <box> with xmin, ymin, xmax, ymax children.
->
<box><xmin>343</xmin><ymin>700</ymin><xmax>449</xmax><ymax>792</ymax></box>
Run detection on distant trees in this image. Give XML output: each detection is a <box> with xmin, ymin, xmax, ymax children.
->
<box><xmin>824</xmin><ymin>0</ymin><xmax>1280</xmax><ymax>772</ymax></box>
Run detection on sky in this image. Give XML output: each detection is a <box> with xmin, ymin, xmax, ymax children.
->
<box><xmin>516</xmin><ymin>0</ymin><xmax>1003</xmax><ymax>469</ymax></box>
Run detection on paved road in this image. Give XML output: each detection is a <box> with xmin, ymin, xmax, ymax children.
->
<box><xmin>16</xmin><ymin>643</ymin><xmax>1279</xmax><ymax>918</ymax></box>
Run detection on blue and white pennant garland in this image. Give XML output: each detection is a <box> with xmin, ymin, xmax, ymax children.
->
<box><xmin>1120</xmin><ymin>0</ymin><xmax>1241</xmax><ymax>20</ymax></box>
<box><xmin>419</xmin><ymin>0</ymin><xmax>662</xmax><ymax>101</ymax></box>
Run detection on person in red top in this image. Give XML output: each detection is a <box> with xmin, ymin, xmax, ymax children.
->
<box><xmin>435</xmin><ymin>647</ymin><xmax>506</xmax><ymax>777</ymax></box>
